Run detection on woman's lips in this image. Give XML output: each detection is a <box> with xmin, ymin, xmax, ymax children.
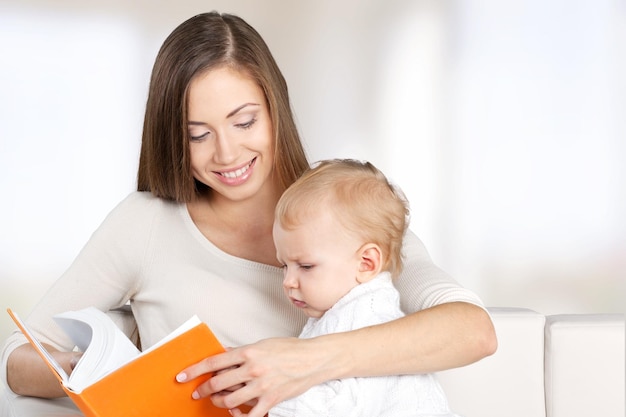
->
<box><xmin>214</xmin><ymin>157</ymin><xmax>256</xmax><ymax>185</ymax></box>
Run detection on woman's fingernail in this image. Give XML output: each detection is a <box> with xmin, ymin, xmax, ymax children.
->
<box><xmin>192</xmin><ymin>390</ymin><xmax>200</xmax><ymax>400</ymax></box>
<box><xmin>176</xmin><ymin>372</ymin><xmax>187</xmax><ymax>382</ymax></box>
<box><xmin>70</xmin><ymin>355</ymin><xmax>80</xmax><ymax>370</ymax></box>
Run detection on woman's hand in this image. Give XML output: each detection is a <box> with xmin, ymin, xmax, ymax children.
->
<box><xmin>7</xmin><ymin>344</ymin><xmax>83</xmax><ymax>398</ymax></box>
<box><xmin>175</xmin><ymin>303</ymin><xmax>496</xmax><ymax>417</ymax></box>
<box><xmin>176</xmin><ymin>337</ymin><xmax>332</xmax><ymax>417</ymax></box>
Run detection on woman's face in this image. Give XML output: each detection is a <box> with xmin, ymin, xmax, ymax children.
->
<box><xmin>187</xmin><ymin>66</ymin><xmax>275</xmax><ymax>202</ymax></box>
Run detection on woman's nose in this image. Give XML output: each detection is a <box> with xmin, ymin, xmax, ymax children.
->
<box><xmin>213</xmin><ymin>132</ymin><xmax>238</xmax><ymax>165</ymax></box>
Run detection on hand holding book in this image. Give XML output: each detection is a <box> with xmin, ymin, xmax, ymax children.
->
<box><xmin>8</xmin><ymin>307</ymin><xmax>247</xmax><ymax>417</ymax></box>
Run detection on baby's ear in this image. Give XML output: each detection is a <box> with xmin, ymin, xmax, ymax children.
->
<box><xmin>356</xmin><ymin>243</ymin><xmax>383</xmax><ymax>283</ymax></box>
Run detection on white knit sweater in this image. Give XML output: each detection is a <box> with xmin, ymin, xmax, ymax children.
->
<box><xmin>1</xmin><ymin>191</ymin><xmax>484</xmax><ymax>394</ymax></box>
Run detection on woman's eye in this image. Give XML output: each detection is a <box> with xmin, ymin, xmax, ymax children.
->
<box><xmin>189</xmin><ymin>131</ymin><xmax>210</xmax><ymax>141</ymax></box>
<box><xmin>235</xmin><ymin>118</ymin><xmax>257</xmax><ymax>130</ymax></box>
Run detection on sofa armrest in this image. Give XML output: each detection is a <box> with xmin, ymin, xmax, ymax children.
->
<box><xmin>437</xmin><ymin>307</ymin><xmax>547</xmax><ymax>417</ymax></box>
<box><xmin>545</xmin><ymin>313</ymin><xmax>625</xmax><ymax>417</ymax></box>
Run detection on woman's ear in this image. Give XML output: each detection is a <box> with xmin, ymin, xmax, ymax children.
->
<box><xmin>356</xmin><ymin>243</ymin><xmax>383</xmax><ymax>283</ymax></box>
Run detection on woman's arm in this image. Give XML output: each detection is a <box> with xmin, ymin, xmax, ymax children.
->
<box><xmin>178</xmin><ymin>301</ymin><xmax>496</xmax><ymax>417</ymax></box>
<box><xmin>1</xmin><ymin>193</ymin><xmax>153</xmax><ymax>397</ymax></box>
<box><xmin>6</xmin><ymin>344</ymin><xmax>81</xmax><ymax>398</ymax></box>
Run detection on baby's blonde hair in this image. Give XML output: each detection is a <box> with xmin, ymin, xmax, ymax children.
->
<box><xmin>275</xmin><ymin>159</ymin><xmax>410</xmax><ymax>278</ymax></box>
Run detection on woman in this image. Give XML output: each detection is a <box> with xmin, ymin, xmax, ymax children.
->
<box><xmin>2</xmin><ymin>12</ymin><xmax>496</xmax><ymax>417</ymax></box>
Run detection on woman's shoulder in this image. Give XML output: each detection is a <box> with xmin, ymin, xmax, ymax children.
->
<box><xmin>109</xmin><ymin>191</ymin><xmax>180</xmax><ymax>216</ymax></box>
<box><xmin>397</xmin><ymin>229</ymin><xmax>486</xmax><ymax>311</ymax></box>
<box><xmin>94</xmin><ymin>191</ymin><xmax>181</xmax><ymax>236</ymax></box>
<box><xmin>116</xmin><ymin>190</ymin><xmax>171</xmax><ymax>208</ymax></box>
<box><xmin>401</xmin><ymin>229</ymin><xmax>432</xmax><ymax>263</ymax></box>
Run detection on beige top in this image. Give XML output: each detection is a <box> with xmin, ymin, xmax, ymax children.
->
<box><xmin>1</xmin><ymin>191</ymin><xmax>485</xmax><ymax>391</ymax></box>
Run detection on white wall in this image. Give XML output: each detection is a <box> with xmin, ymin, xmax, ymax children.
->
<box><xmin>1</xmin><ymin>0</ymin><xmax>624</xmax><ymax>341</ymax></box>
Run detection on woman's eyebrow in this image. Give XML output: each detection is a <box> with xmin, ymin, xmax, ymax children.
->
<box><xmin>187</xmin><ymin>103</ymin><xmax>261</xmax><ymax>125</ymax></box>
<box><xmin>227</xmin><ymin>102</ymin><xmax>260</xmax><ymax>118</ymax></box>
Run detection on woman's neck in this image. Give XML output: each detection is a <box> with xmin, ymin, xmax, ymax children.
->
<box><xmin>187</xmin><ymin>189</ymin><xmax>282</xmax><ymax>267</ymax></box>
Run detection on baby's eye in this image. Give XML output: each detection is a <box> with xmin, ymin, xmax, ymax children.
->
<box><xmin>300</xmin><ymin>264</ymin><xmax>314</xmax><ymax>270</ymax></box>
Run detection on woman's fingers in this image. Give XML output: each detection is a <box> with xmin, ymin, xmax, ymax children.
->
<box><xmin>176</xmin><ymin>350</ymin><xmax>242</xmax><ymax>388</ymax></box>
<box><xmin>176</xmin><ymin>336</ymin><xmax>326</xmax><ymax>417</ymax></box>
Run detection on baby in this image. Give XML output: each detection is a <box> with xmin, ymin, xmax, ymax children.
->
<box><xmin>268</xmin><ymin>158</ymin><xmax>461</xmax><ymax>417</ymax></box>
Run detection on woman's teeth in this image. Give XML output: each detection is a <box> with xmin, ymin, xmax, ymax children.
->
<box><xmin>221</xmin><ymin>160</ymin><xmax>251</xmax><ymax>179</ymax></box>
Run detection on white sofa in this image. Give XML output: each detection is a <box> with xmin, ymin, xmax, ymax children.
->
<box><xmin>437</xmin><ymin>307</ymin><xmax>625</xmax><ymax>417</ymax></box>
<box><xmin>1</xmin><ymin>307</ymin><xmax>624</xmax><ymax>417</ymax></box>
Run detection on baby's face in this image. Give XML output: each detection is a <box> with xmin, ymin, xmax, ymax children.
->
<box><xmin>273</xmin><ymin>211</ymin><xmax>363</xmax><ymax>318</ymax></box>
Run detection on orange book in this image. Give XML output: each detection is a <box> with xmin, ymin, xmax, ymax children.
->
<box><xmin>7</xmin><ymin>307</ymin><xmax>249</xmax><ymax>417</ymax></box>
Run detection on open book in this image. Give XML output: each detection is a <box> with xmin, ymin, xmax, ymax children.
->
<box><xmin>8</xmin><ymin>307</ymin><xmax>247</xmax><ymax>417</ymax></box>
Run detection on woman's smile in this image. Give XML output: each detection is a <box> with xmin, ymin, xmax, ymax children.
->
<box><xmin>214</xmin><ymin>157</ymin><xmax>257</xmax><ymax>185</ymax></box>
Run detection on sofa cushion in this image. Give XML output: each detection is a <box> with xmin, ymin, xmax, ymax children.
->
<box><xmin>544</xmin><ymin>313</ymin><xmax>625</xmax><ymax>417</ymax></box>
<box><xmin>437</xmin><ymin>307</ymin><xmax>546</xmax><ymax>417</ymax></box>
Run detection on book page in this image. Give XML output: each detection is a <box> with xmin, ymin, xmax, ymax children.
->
<box><xmin>54</xmin><ymin>307</ymin><xmax>141</xmax><ymax>393</ymax></box>
<box><xmin>8</xmin><ymin>308</ymin><xmax>206</xmax><ymax>395</ymax></box>
<box><xmin>6</xmin><ymin>309</ymin><xmax>69</xmax><ymax>384</ymax></box>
